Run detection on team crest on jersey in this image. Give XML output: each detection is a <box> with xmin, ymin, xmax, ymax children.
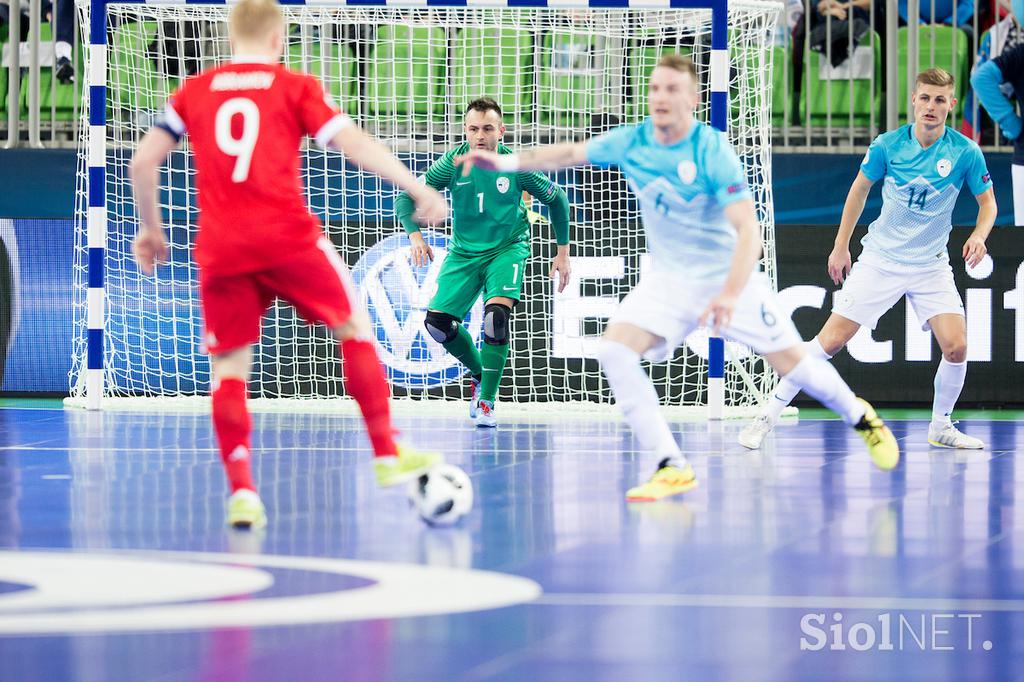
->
<box><xmin>496</xmin><ymin>177</ymin><xmax>510</xmax><ymax>194</ymax></box>
<box><xmin>677</xmin><ymin>160</ymin><xmax>697</xmax><ymax>184</ymax></box>
<box><xmin>936</xmin><ymin>159</ymin><xmax>952</xmax><ymax>178</ymax></box>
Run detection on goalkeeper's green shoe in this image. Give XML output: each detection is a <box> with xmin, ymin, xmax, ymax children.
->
<box><xmin>227</xmin><ymin>489</ymin><xmax>267</xmax><ymax>530</ymax></box>
<box><xmin>374</xmin><ymin>444</ymin><xmax>442</xmax><ymax>487</ymax></box>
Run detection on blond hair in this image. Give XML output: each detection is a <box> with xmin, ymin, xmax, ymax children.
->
<box><xmin>229</xmin><ymin>0</ymin><xmax>284</xmax><ymax>45</ymax></box>
<box><xmin>656</xmin><ymin>53</ymin><xmax>698</xmax><ymax>80</ymax></box>
<box><xmin>916</xmin><ymin>67</ymin><xmax>955</xmax><ymax>91</ymax></box>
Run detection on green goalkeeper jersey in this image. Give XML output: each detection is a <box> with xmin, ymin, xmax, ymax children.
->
<box><xmin>395</xmin><ymin>142</ymin><xmax>570</xmax><ymax>257</ymax></box>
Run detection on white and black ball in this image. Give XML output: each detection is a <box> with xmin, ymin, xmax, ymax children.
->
<box><xmin>407</xmin><ymin>464</ymin><xmax>473</xmax><ymax>527</ymax></box>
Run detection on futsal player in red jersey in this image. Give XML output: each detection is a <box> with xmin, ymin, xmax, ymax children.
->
<box><xmin>129</xmin><ymin>0</ymin><xmax>448</xmax><ymax>529</ymax></box>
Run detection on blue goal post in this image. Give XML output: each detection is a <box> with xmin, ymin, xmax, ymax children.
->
<box><xmin>83</xmin><ymin>0</ymin><xmax>735</xmax><ymax>414</ymax></box>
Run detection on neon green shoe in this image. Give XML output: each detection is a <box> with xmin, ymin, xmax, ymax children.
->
<box><xmin>227</xmin><ymin>489</ymin><xmax>267</xmax><ymax>530</ymax></box>
<box><xmin>853</xmin><ymin>398</ymin><xmax>900</xmax><ymax>471</ymax></box>
<box><xmin>626</xmin><ymin>460</ymin><xmax>698</xmax><ymax>502</ymax></box>
<box><xmin>374</xmin><ymin>444</ymin><xmax>442</xmax><ymax>487</ymax></box>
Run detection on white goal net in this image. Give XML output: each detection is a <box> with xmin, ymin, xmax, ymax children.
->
<box><xmin>69</xmin><ymin>1</ymin><xmax>782</xmax><ymax>413</ymax></box>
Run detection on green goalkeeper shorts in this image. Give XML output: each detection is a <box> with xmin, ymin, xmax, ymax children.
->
<box><xmin>428</xmin><ymin>242</ymin><xmax>529</xmax><ymax>318</ymax></box>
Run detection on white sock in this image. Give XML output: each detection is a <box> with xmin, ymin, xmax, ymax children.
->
<box><xmin>55</xmin><ymin>41</ymin><xmax>72</xmax><ymax>61</ymax></box>
<box><xmin>764</xmin><ymin>337</ymin><xmax>833</xmax><ymax>422</ymax></box>
<box><xmin>932</xmin><ymin>358</ymin><xmax>967</xmax><ymax>426</ymax></box>
<box><xmin>597</xmin><ymin>339</ymin><xmax>686</xmax><ymax>464</ymax></box>
<box><xmin>782</xmin><ymin>356</ymin><xmax>864</xmax><ymax>425</ymax></box>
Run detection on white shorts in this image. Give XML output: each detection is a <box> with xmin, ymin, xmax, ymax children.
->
<box><xmin>610</xmin><ymin>270</ymin><xmax>803</xmax><ymax>362</ymax></box>
<box><xmin>832</xmin><ymin>250</ymin><xmax>964</xmax><ymax>331</ymax></box>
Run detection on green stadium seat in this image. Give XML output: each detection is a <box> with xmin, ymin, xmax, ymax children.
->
<box><xmin>896</xmin><ymin>25</ymin><xmax>969</xmax><ymax>121</ymax></box>
<box><xmin>109</xmin><ymin>21</ymin><xmax>178</xmax><ymax>114</ymax></box>
<box><xmin>798</xmin><ymin>31</ymin><xmax>883</xmax><ymax>127</ymax></box>
<box><xmin>539</xmin><ymin>31</ymin><xmax>605</xmax><ymax>127</ymax></box>
<box><xmin>726</xmin><ymin>41</ymin><xmax>793</xmax><ymax>128</ymax></box>
<box><xmin>33</xmin><ymin>24</ymin><xmax>83</xmax><ymax>122</ymax></box>
<box><xmin>451</xmin><ymin>27</ymin><xmax>533</xmax><ymax>126</ymax></box>
<box><xmin>771</xmin><ymin>46</ymin><xmax>791</xmax><ymax>126</ymax></box>
<box><xmin>285</xmin><ymin>40</ymin><xmax>358</xmax><ymax>118</ymax></box>
<box><xmin>366</xmin><ymin>25</ymin><xmax>446</xmax><ymax>124</ymax></box>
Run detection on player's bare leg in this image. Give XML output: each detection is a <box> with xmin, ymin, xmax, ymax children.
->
<box><xmin>476</xmin><ymin>295</ymin><xmax>515</xmax><ymax>428</ymax></box>
<box><xmin>598</xmin><ymin>322</ymin><xmax>697</xmax><ymax>501</ymax></box>
<box><xmin>210</xmin><ymin>346</ymin><xmax>266</xmax><ymax>530</ymax></box>
<box><xmin>761</xmin><ymin>341</ymin><xmax>899</xmax><ymax>470</ymax></box>
<box><xmin>333</xmin><ymin>312</ymin><xmax>440</xmax><ymax>486</ymax></box>
<box><xmin>740</xmin><ymin>313</ymin><xmax>861</xmax><ymax>449</ymax></box>
<box><xmin>927</xmin><ymin>313</ymin><xmax>983</xmax><ymax>449</ymax></box>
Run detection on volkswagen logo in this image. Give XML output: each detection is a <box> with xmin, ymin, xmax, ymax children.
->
<box><xmin>350</xmin><ymin>230</ymin><xmax>485</xmax><ymax>388</ymax></box>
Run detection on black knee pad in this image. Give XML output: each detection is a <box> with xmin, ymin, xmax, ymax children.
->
<box><xmin>483</xmin><ymin>303</ymin><xmax>511</xmax><ymax>346</ymax></box>
<box><xmin>424</xmin><ymin>310</ymin><xmax>460</xmax><ymax>344</ymax></box>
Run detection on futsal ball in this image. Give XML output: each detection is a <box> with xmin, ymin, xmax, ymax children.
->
<box><xmin>407</xmin><ymin>464</ymin><xmax>473</xmax><ymax>527</ymax></box>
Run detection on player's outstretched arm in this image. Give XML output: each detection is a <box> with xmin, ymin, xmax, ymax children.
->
<box><xmin>700</xmin><ymin>198</ymin><xmax>762</xmax><ymax>333</ymax></box>
<box><xmin>129</xmin><ymin>128</ymin><xmax>177</xmax><ymax>275</ymax></box>
<box><xmin>964</xmin><ymin>187</ymin><xmax>997</xmax><ymax>267</ymax></box>
<box><xmin>456</xmin><ymin>142</ymin><xmax>589</xmax><ymax>175</ymax></box>
<box><xmin>395</xmin><ymin>155</ymin><xmax>455</xmax><ymax>267</ymax></box>
<box><xmin>332</xmin><ymin>125</ymin><xmax>448</xmax><ymax>227</ymax></box>
<box><xmin>830</xmin><ymin>171</ymin><xmax>874</xmax><ymax>284</ymax></box>
<box><xmin>520</xmin><ymin>174</ymin><xmax>572</xmax><ymax>293</ymax></box>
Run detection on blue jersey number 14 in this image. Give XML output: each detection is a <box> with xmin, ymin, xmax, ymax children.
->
<box><xmin>907</xmin><ymin>187</ymin><xmax>928</xmax><ymax>210</ymax></box>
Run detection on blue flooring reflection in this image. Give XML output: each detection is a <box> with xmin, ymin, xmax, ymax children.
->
<box><xmin>0</xmin><ymin>407</ymin><xmax>1021</xmax><ymax>681</ymax></box>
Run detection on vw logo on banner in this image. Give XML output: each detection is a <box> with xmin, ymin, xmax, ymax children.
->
<box><xmin>351</xmin><ymin>229</ymin><xmax>484</xmax><ymax>388</ymax></box>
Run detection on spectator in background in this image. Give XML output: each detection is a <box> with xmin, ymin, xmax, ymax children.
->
<box><xmin>50</xmin><ymin>0</ymin><xmax>75</xmax><ymax>84</ymax></box>
<box><xmin>971</xmin><ymin>1</ymin><xmax>1024</xmax><ymax>223</ymax></box>
<box><xmin>800</xmin><ymin>0</ymin><xmax>877</xmax><ymax>68</ymax></box>
<box><xmin>791</xmin><ymin>0</ymin><xmax>879</xmax><ymax>101</ymax></box>
<box><xmin>962</xmin><ymin>3</ymin><xmax>1022</xmax><ymax>141</ymax></box>
<box><xmin>0</xmin><ymin>0</ymin><xmax>75</xmax><ymax>84</ymax></box>
<box><xmin>899</xmin><ymin>0</ymin><xmax>976</xmax><ymax>28</ymax></box>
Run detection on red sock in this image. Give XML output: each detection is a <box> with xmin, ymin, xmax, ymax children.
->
<box><xmin>211</xmin><ymin>377</ymin><xmax>256</xmax><ymax>493</ymax></box>
<box><xmin>340</xmin><ymin>339</ymin><xmax>398</xmax><ymax>457</ymax></box>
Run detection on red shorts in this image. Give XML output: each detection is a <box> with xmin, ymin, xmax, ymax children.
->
<box><xmin>199</xmin><ymin>237</ymin><xmax>356</xmax><ymax>355</ymax></box>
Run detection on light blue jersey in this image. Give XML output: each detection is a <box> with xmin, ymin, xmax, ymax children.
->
<box><xmin>586</xmin><ymin>119</ymin><xmax>750</xmax><ymax>282</ymax></box>
<box><xmin>860</xmin><ymin>124</ymin><xmax>992</xmax><ymax>266</ymax></box>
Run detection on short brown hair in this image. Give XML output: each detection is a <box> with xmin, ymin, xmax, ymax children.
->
<box><xmin>916</xmin><ymin>67</ymin><xmax>955</xmax><ymax>91</ymax></box>
<box><xmin>229</xmin><ymin>0</ymin><xmax>284</xmax><ymax>44</ymax></box>
<box><xmin>465</xmin><ymin>97</ymin><xmax>503</xmax><ymax>118</ymax></box>
<box><xmin>656</xmin><ymin>53</ymin><xmax>698</xmax><ymax>80</ymax></box>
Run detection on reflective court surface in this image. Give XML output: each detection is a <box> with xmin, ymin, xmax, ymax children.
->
<box><xmin>0</xmin><ymin>406</ymin><xmax>1022</xmax><ymax>681</ymax></box>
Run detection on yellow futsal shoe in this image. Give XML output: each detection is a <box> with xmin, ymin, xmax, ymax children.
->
<box><xmin>227</xmin><ymin>489</ymin><xmax>267</xmax><ymax>530</ymax></box>
<box><xmin>626</xmin><ymin>459</ymin><xmax>699</xmax><ymax>502</ymax></box>
<box><xmin>853</xmin><ymin>398</ymin><xmax>900</xmax><ymax>471</ymax></box>
<box><xmin>374</xmin><ymin>443</ymin><xmax>443</xmax><ymax>487</ymax></box>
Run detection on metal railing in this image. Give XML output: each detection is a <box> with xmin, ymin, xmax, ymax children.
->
<box><xmin>773</xmin><ymin>0</ymin><xmax>1014</xmax><ymax>151</ymax></box>
<box><xmin>2</xmin><ymin>0</ymin><xmax>82</xmax><ymax>148</ymax></box>
<box><xmin>0</xmin><ymin>0</ymin><xmax>1016</xmax><ymax>150</ymax></box>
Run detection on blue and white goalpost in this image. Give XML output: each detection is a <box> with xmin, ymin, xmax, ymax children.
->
<box><xmin>70</xmin><ymin>0</ymin><xmax>782</xmax><ymax>417</ymax></box>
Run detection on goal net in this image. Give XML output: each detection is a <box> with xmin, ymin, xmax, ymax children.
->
<box><xmin>69</xmin><ymin>1</ymin><xmax>782</xmax><ymax>414</ymax></box>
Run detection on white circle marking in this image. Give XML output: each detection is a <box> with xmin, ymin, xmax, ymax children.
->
<box><xmin>0</xmin><ymin>551</ymin><xmax>542</xmax><ymax>635</ymax></box>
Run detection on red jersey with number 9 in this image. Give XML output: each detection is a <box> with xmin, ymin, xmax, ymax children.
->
<box><xmin>162</xmin><ymin>60</ymin><xmax>350</xmax><ymax>276</ymax></box>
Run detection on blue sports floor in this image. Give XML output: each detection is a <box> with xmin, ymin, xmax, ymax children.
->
<box><xmin>0</xmin><ymin>404</ymin><xmax>1021</xmax><ymax>681</ymax></box>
